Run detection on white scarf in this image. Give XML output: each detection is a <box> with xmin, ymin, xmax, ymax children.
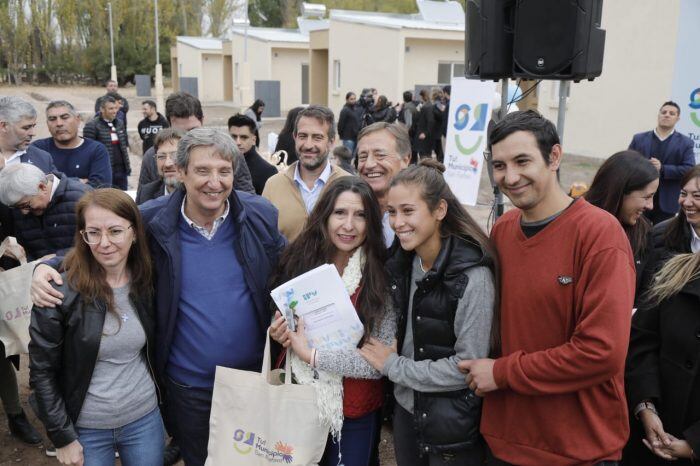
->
<box><xmin>290</xmin><ymin>247</ymin><xmax>365</xmax><ymax>439</ymax></box>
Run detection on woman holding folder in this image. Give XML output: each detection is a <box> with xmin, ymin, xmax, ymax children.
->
<box><xmin>269</xmin><ymin>176</ymin><xmax>396</xmax><ymax>466</ymax></box>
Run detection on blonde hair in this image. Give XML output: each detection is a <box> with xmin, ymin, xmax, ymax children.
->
<box><xmin>646</xmin><ymin>253</ymin><xmax>700</xmax><ymax>304</ymax></box>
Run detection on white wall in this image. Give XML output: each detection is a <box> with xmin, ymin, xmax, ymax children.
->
<box><xmin>231</xmin><ymin>35</ymin><xmax>272</xmax><ymax>105</ymax></box>
<box><xmin>201</xmin><ymin>53</ymin><xmax>224</xmax><ymax>102</ymax></box>
<box><xmin>538</xmin><ymin>0</ymin><xmax>681</xmax><ymax>158</ymax></box>
<box><xmin>403</xmin><ymin>37</ymin><xmax>464</xmax><ymax>95</ymax></box>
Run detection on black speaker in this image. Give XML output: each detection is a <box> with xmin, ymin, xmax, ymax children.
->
<box><xmin>465</xmin><ymin>0</ymin><xmax>515</xmax><ymax>80</ymax></box>
<box><xmin>512</xmin><ymin>0</ymin><xmax>605</xmax><ymax>81</ymax></box>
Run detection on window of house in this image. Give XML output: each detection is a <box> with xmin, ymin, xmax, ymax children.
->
<box><xmin>333</xmin><ymin>60</ymin><xmax>341</xmax><ymax>91</ymax></box>
<box><xmin>438</xmin><ymin>62</ymin><xmax>465</xmax><ymax>84</ymax></box>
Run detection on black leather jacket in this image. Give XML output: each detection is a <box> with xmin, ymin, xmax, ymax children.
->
<box><xmin>28</xmin><ymin>277</ymin><xmax>157</xmax><ymax>448</ymax></box>
<box><xmin>388</xmin><ymin>235</ymin><xmax>491</xmax><ymax>454</ymax></box>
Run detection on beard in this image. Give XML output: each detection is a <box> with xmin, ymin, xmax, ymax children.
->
<box><xmin>164</xmin><ymin>177</ymin><xmax>181</xmax><ymax>190</ymax></box>
<box><xmin>300</xmin><ymin>152</ymin><xmax>328</xmax><ymax>171</ymax></box>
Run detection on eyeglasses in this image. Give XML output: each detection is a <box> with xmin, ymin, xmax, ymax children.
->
<box><xmin>155</xmin><ymin>151</ymin><xmax>177</xmax><ymax>162</ymax></box>
<box><xmin>80</xmin><ymin>225</ymin><xmax>133</xmax><ymax>245</ymax></box>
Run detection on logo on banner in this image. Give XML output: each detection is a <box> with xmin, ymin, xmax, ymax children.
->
<box><xmin>452</xmin><ymin>103</ymin><xmax>488</xmax><ymax>173</ymax></box>
<box><xmin>233</xmin><ymin>429</ymin><xmax>295</xmax><ymax>463</ymax></box>
<box><xmin>690</xmin><ymin>88</ymin><xmax>700</xmax><ymax>127</ymax></box>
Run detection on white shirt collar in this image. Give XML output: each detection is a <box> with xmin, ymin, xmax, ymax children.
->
<box><xmin>48</xmin><ymin>174</ymin><xmax>60</xmax><ymax>202</ymax></box>
<box><xmin>690</xmin><ymin>224</ymin><xmax>700</xmax><ymax>254</ymax></box>
<box><xmin>4</xmin><ymin>150</ymin><xmax>26</xmax><ymax>167</ymax></box>
<box><xmin>653</xmin><ymin>128</ymin><xmax>675</xmax><ymax>141</ymax></box>
<box><xmin>293</xmin><ymin>160</ymin><xmax>332</xmax><ymax>192</ymax></box>
<box><xmin>180</xmin><ymin>196</ymin><xmax>230</xmax><ymax>241</ymax></box>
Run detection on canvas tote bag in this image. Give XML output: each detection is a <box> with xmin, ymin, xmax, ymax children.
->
<box><xmin>0</xmin><ymin>237</ymin><xmax>37</xmax><ymax>356</ymax></box>
<box><xmin>205</xmin><ymin>333</ymin><xmax>329</xmax><ymax>466</ymax></box>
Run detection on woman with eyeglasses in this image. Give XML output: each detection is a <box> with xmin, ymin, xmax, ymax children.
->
<box><xmin>29</xmin><ymin>189</ymin><xmax>164</xmax><ymax>466</ymax></box>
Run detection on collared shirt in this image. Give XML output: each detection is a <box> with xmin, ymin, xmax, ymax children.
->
<box><xmin>48</xmin><ymin>174</ymin><xmax>60</xmax><ymax>202</ymax></box>
<box><xmin>382</xmin><ymin>211</ymin><xmax>395</xmax><ymax>248</ymax></box>
<box><xmin>3</xmin><ymin>150</ymin><xmax>26</xmax><ymax>167</ymax></box>
<box><xmin>653</xmin><ymin>128</ymin><xmax>675</xmax><ymax>142</ymax></box>
<box><xmin>293</xmin><ymin>161</ymin><xmax>332</xmax><ymax>213</ymax></box>
<box><xmin>180</xmin><ymin>197</ymin><xmax>230</xmax><ymax>241</ymax></box>
<box><xmin>691</xmin><ymin>225</ymin><xmax>700</xmax><ymax>253</ymax></box>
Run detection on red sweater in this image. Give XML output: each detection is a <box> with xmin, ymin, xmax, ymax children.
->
<box><xmin>483</xmin><ymin>199</ymin><xmax>635</xmax><ymax>466</ymax></box>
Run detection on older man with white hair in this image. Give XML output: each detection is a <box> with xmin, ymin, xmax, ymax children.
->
<box><xmin>0</xmin><ymin>163</ymin><xmax>90</xmax><ymax>261</ymax></box>
<box><xmin>32</xmin><ymin>127</ymin><xmax>286</xmax><ymax>466</ymax></box>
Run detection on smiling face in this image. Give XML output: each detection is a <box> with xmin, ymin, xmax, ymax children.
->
<box><xmin>46</xmin><ymin>106</ymin><xmax>80</xmax><ymax>145</ymax></box>
<box><xmin>620</xmin><ymin>178</ymin><xmax>658</xmax><ymax>226</ymax></box>
<box><xmin>178</xmin><ymin>145</ymin><xmax>234</xmax><ymax>220</ymax></box>
<box><xmin>657</xmin><ymin>105</ymin><xmax>680</xmax><ymax>131</ymax></box>
<box><xmin>490</xmin><ymin>130</ymin><xmax>562</xmax><ymax>217</ymax></box>
<box><xmin>100</xmin><ymin>101</ymin><xmax>119</xmax><ymax>122</ymax></box>
<box><xmin>387</xmin><ymin>182</ymin><xmax>445</xmax><ymax>254</ymax></box>
<box><xmin>326</xmin><ymin>191</ymin><xmax>367</xmax><ymax>257</ymax></box>
<box><xmin>294</xmin><ymin>116</ymin><xmax>333</xmax><ymax>172</ymax></box>
<box><xmin>83</xmin><ymin>205</ymin><xmax>134</xmax><ymax>273</ymax></box>
<box><xmin>229</xmin><ymin>124</ymin><xmax>256</xmax><ymax>154</ymax></box>
<box><xmin>358</xmin><ymin>129</ymin><xmax>410</xmax><ymax>199</ymax></box>
<box><xmin>1</xmin><ymin>117</ymin><xmax>37</xmax><ymax>152</ymax></box>
<box><xmin>155</xmin><ymin>139</ymin><xmax>180</xmax><ymax>187</ymax></box>
<box><xmin>680</xmin><ymin>177</ymin><xmax>700</xmax><ymax>230</ymax></box>
<box><xmin>142</xmin><ymin>103</ymin><xmax>156</xmax><ymax>119</ymax></box>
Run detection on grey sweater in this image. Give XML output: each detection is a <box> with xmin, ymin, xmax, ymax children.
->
<box><xmin>316</xmin><ymin>300</ymin><xmax>397</xmax><ymax>379</ymax></box>
<box><xmin>382</xmin><ymin>256</ymin><xmax>494</xmax><ymax>413</ymax></box>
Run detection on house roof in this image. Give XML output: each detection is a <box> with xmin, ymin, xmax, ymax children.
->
<box><xmin>230</xmin><ymin>27</ymin><xmax>310</xmax><ymax>44</ymax></box>
<box><xmin>330</xmin><ymin>1</ymin><xmax>464</xmax><ymax>31</ymax></box>
<box><xmin>177</xmin><ymin>36</ymin><xmax>223</xmax><ymax>50</ymax></box>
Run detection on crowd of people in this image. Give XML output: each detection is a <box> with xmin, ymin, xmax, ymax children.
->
<box><xmin>0</xmin><ymin>81</ymin><xmax>699</xmax><ymax>466</ymax></box>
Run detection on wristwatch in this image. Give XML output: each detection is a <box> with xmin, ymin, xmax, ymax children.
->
<box><xmin>634</xmin><ymin>400</ymin><xmax>658</xmax><ymax>419</ymax></box>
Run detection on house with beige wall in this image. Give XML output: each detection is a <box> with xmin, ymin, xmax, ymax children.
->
<box><xmin>310</xmin><ymin>1</ymin><xmax>466</xmax><ymax>117</ymax></box>
<box><xmin>170</xmin><ymin>36</ymin><xmax>229</xmax><ymax>103</ymax></box>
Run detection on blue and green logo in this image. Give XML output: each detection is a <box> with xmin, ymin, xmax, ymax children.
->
<box><xmin>453</xmin><ymin>103</ymin><xmax>488</xmax><ymax>156</ymax></box>
<box><xmin>690</xmin><ymin>88</ymin><xmax>700</xmax><ymax>127</ymax></box>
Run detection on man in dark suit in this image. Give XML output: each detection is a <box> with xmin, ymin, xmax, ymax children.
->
<box><xmin>629</xmin><ymin>101</ymin><xmax>696</xmax><ymax>223</ymax></box>
<box><xmin>136</xmin><ymin>128</ymin><xmax>184</xmax><ymax>205</ymax></box>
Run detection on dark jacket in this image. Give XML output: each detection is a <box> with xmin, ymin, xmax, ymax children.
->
<box><xmin>337</xmin><ymin>103</ymin><xmax>362</xmax><ymax>141</ymax></box>
<box><xmin>135</xmin><ymin>146</ymin><xmax>255</xmax><ymax>201</ymax></box>
<box><xmin>12</xmin><ymin>175</ymin><xmax>91</xmax><ymax>261</ymax></box>
<box><xmin>137</xmin><ymin>113</ymin><xmax>169</xmax><ymax>154</ymax></box>
<box><xmin>625</xmin><ymin>277</ymin><xmax>700</xmax><ymax>462</ymax></box>
<box><xmin>83</xmin><ymin>116</ymin><xmax>131</xmax><ymax>174</ymax></box>
<box><xmin>388</xmin><ymin>235</ymin><xmax>488</xmax><ymax>454</ymax></box>
<box><xmin>652</xmin><ymin>217</ymin><xmax>693</xmax><ymax>259</ymax></box>
<box><xmin>629</xmin><ymin>131</ymin><xmax>695</xmax><ymax>214</ymax></box>
<box><xmin>244</xmin><ymin>148</ymin><xmax>278</xmax><ymax>195</ymax></box>
<box><xmin>136</xmin><ymin>178</ymin><xmax>166</xmax><ymax>205</ymax></box>
<box><xmin>414</xmin><ymin>102</ymin><xmax>435</xmax><ymax>154</ymax></box>
<box><xmin>29</xmin><ymin>280</ymin><xmax>156</xmax><ymax>448</ymax></box>
<box><xmin>139</xmin><ymin>188</ymin><xmax>286</xmax><ymax>382</ymax></box>
<box><xmin>370</xmin><ymin>105</ymin><xmax>398</xmax><ymax>125</ymax></box>
<box><xmin>21</xmin><ymin>145</ymin><xmax>58</xmax><ymax>173</ymax></box>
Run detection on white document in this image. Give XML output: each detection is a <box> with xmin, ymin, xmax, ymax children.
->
<box><xmin>270</xmin><ymin>264</ymin><xmax>364</xmax><ymax>351</ymax></box>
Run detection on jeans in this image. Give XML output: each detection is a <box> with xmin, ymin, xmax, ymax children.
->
<box><xmin>112</xmin><ymin>169</ymin><xmax>128</xmax><ymax>190</ymax></box>
<box><xmin>341</xmin><ymin>139</ymin><xmax>356</xmax><ymax>154</ymax></box>
<box><xmin>164</xmin><ymin>376</ymin><xmax>213</xmax><ymax>466</ymax></box>
<box><xmin>76</xmin><ymin>407</ymin><xmax>164</xmax><ymax>466</ymax></box>
<box><xmin>321</xmin><ymin>410</ymin><xmax>381</xmax><ymax>466</ymax></box>
<box><xmin>393</xmin><ymin>404</ymin><xmax>484</xmax><ymax>466</ymax></box>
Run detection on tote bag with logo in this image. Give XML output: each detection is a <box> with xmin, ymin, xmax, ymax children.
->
<box><xmin>0</xmin><ymin>237</ymin><xmax>37</xmax><ymax>356</ymax></box>
<box><xmin>205</xmin><ymin>333</ymin><xmax>329</xmax><ymax>466</ymax></box>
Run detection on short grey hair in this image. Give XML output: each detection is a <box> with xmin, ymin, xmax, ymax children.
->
<box><xmin>0</xmin><ymin>163</ymin><xmax>46</xmax><ymax>206</ymax></box>
<box><xmin>0</xmin><ymin>96</ymin><xmax>37</xmax><ymax>124</ymax></box>
<box><xmin>294</xmin><ymin>105</ymin><xmax>336</xmax><ymax>140</ymax></box>
<box><xmin>357</xmin><ymin>122</ymin><xmax>412</xmax><ymax>160</ymax></box>
<box><xmin>176</xmin><ymin>127</ymin><xmax>239</xmax><ymax>170</ymax></box>
<box><xmin>46</xmin><ymin>100</ymin><xmax>78</xmax><ymax>116</ymax></box>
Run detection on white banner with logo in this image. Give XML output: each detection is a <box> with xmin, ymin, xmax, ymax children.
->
<box><xmin>670</xmin><ymin>0</ymin><xmax>700</xmax><ymax>164</ymax></box>
<box><xmin>444</xmin><ymin>77</ymin><xmax>494</xmax><ymax>206</ymax></box>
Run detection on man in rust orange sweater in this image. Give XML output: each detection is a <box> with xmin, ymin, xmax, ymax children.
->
<box><xmin>459</xmin><ymin>111</ymin><xmax>636</xmax><ymax>466</ymax></box>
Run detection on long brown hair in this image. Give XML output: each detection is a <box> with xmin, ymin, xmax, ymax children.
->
<box><xmin>390</xmin><ymin>159</ymin><xmax>501</xmax><ymax>354</ymax></box>
<box><xmin>584</xmin><ymin>150</ymin><xmax>658</xmax><ymax>259</ymax></box>
<box><xmin>271</xmin><ymin>177</ymin><xmax>387</xmax><ymax>343</ymax></box>
<box><xmin>64</xmin><ymin>189</ymin><xmax>152</xmax><ymax>321</ymax></box>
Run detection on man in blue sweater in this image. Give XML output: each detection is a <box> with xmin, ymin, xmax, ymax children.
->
<box><xmin>32</xmin><ymin>100</ymin><xmax>112</xmax><ymax>188</ymax></box>
<box><xmin>32</xmin><ymin>128</ymin><xmax>286</xmax><ymax>466</ymax></box>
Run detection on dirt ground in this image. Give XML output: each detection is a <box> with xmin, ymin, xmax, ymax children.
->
<box><xmin>0</xmin><ymin>84</ymin><xmax>605</xmax><ymax>466</ymax></box>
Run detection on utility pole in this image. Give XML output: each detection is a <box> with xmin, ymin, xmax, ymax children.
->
<box><xmin>107</xmin><ymin>2</ymin><xmax>117</xmax><ymax>81</ymax></box>
<box><xmin>154</xmin><ymin>0</ymin><xmax>164</xmax><ymax>111</ymax></box>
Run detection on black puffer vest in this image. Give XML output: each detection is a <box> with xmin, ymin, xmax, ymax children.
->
<box><xmin>388</xmin><ymin>235</ymin><xmax>491</xmax><ymax>455</ymax></box>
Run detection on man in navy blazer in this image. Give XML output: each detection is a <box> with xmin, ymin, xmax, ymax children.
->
<box><xmin>629</xmin><ymin>101</ymin><xmax>696</xmax><ymax>223</ymax></box>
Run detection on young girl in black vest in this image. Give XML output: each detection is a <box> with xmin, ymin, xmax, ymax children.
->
<box><xmin>361</xmin><ymin>159</ymin><xmax>497</xmax><ymax>466</ymax></box>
